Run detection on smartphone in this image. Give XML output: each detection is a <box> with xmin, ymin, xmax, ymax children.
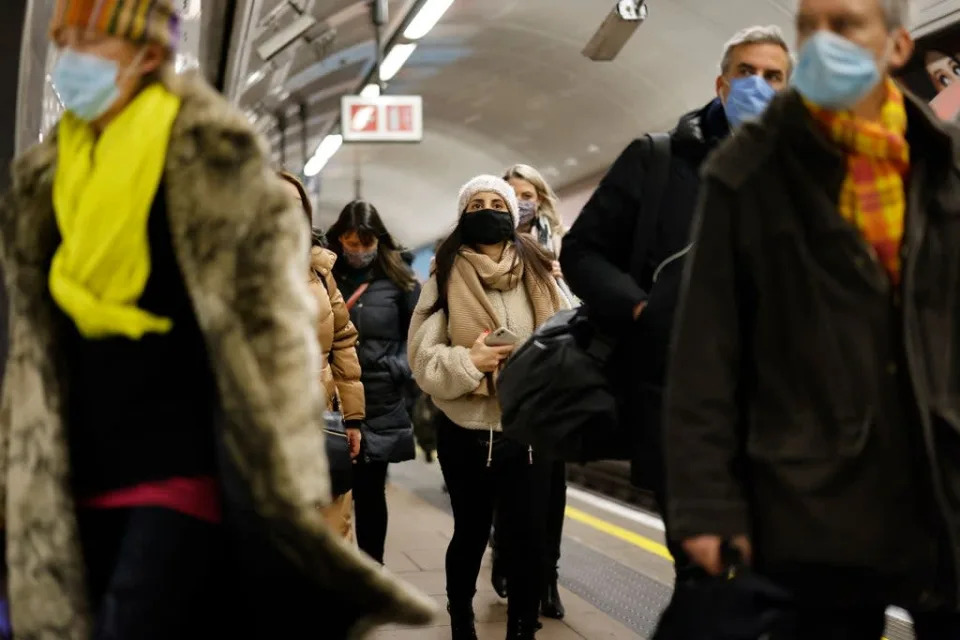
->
<box><xmin>485</xmin><ymin>327</ymin><xmax>519</xmax><ymax>347</ymax></box>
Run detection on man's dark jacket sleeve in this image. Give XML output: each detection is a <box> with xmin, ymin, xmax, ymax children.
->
<box><xmin>664</xmin><ymin>176</ymin><xmax>750</xmax><ymax>541</ymax></box>
<box><xmin>561</xmin><ymin>139</ymin><xmax>652</xmax><ymax>329</ymax></box>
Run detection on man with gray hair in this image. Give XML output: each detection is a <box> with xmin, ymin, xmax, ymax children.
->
<box><xmin>561</xmin><ymin>23</ymin><xmax>791</xmax><ymax>635</ymax></box>
<box><xmin>665</xmin><ymin>0</ymin><xmax>960</xmax><ymax>635</ymax></box>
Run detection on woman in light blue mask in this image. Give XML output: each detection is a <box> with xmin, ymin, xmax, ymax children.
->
<box><xmin>0</xmin><ymin>1</ymin><xmax>436</xmax><ymax>638</ymax></box>
<box><xmin>328</xmin><ymin>200</ymin><xmax>422</xmax><ymax>566</ymax></box>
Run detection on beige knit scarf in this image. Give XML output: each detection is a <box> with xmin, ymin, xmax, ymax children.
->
<box><xmin>447</xmin><ymin>244</ymin><xmax>562</xmax><ymax>395</ymax></box>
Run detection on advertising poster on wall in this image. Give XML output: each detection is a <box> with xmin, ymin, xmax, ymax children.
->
<box><xmin>897</xmin><ymin>20</ymin><xmax>960</xmax><ymax>122</ymax></box>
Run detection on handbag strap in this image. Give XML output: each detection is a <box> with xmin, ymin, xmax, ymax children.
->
<box><xmin>345</xmin><ymin>282</ymin><xmax>370</xmax><ymax>312</ymax></box>
<box><xmin>629</xmin><ymin>132</ymin><xmax>672</xmax><ymax>284</ymax></box>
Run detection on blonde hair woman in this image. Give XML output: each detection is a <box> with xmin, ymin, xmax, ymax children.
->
<box><xmin>503</xmin><ymin>164</ymin><xmax>565</xmax><ymax>258</ymax></box>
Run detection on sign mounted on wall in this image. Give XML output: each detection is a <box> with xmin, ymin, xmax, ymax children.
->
<box><xmin>341</xmin><ymin>95</ymin><xmax>424</xmax><ymax>142</ymax></box>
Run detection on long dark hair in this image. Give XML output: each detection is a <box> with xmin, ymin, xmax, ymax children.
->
<box><xmin>327</xmin><ymin>200</ymin><xmax>417</xmax><ymax>292</ymax></box>
<box><xmin>428</xmin><ymin>225</ymin><xmax>555</xmax><ymax>315</ymax></box>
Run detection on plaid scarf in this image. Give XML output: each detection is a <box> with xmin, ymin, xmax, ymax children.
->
<box><xmin>805</xmin><ymin>80</ymin><xmax>910</xmax><ymax>284</ymax></box>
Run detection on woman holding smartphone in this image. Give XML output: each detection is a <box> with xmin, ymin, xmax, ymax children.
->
<box><xmin>409</xmin><ymin>175</ymin><xmax>568</xmax><ymax>640</ymax></box>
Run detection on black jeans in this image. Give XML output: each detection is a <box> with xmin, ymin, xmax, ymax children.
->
<box><xmin>493</xmin><ymin>459</ymin><xmax>566</xmax><ymax>582</ymax></box>
<box><xmin>77</xmin><ymin>507</ymin><xmax>232</xmax><ymax>640</ymax></box>
<box><xmin>353</xmin><ymin>457</ymin><xmax>390</xmax><ymax>564</ymax></box>
<box><xmin>437</xmin><ymin>414</ymin><xmax>550</xmax><ymax>621</ymax></box>
<box><xmin>768</xmin><ymin>606</ymin><xmax>960</xmax><ymax>639</ymax></box>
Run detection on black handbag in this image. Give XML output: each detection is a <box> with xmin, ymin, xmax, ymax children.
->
<box><xmin>324</xmin><ymin>402</ymin><xmax>353</xmax><ymax>497</ymax></box>
<box><xmin>499</xmin><ymin>133</ymin><xmax>671</xmax><ymax>463</ymax></box>
<box><xmin>652</xmin><ymin>545</ymin><xmax>793</xmax><ymax>639</ymax></box>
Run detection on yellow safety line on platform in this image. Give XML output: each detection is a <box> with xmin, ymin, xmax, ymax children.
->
<box><xmin>565</xmin><ymin>505</ymin><xmax>673</xmax><ymax>562</ymax></box>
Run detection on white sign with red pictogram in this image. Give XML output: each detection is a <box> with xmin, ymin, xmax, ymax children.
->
<box><xmin>341</xmin><ymin>95</ymin><xmax>424</xmax><ymax>142</ymax></box>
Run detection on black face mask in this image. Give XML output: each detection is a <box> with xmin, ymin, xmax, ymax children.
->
<box><xmin>459</xmin><ymin>209</ymin><xmax>515</xmax><ymax>246</ymax></box>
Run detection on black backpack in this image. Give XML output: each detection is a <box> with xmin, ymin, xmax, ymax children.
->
<box><xmin>498</xmin><ymin>133</ymin><xmax>672</xmax><ymax>463</ymax></box>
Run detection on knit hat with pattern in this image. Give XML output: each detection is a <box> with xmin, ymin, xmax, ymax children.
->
<box><xmin>457</xmin><ymin>175</ymin><xmax>520</xmax><ymax>227</ymax></box>
<box><xmin>51</xmin><ymin>0</ymin><xmax>181</xmax><ymax>52</ymax></box>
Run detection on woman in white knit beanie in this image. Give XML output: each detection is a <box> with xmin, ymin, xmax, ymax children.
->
<box><xmin>408</xmin><ymin>175</ymin><xmax>568</xmax><ymax>640</ymax></box>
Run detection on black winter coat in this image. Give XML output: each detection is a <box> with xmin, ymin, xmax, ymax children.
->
<box><xmin>335</xmin><ymin>266</ymin><xmax>420</xmax><ymax>463</ymax></box>
<box><xmin>561</xmin><ymin>98</ymin><xmax>730</xmax><ymax>386</ymax></box>
<box><xmin>560</xmin><ymin>100</ymin><xmax>729</xmax><ymax>489</ymax></box>
<box><xmin>665</xmin><ymin>88</ymin><xmax>960</xmax><ymax>608</ymax></box>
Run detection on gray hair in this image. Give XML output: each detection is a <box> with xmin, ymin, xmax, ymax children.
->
<box><xmin>879</xmin><ymin>0</ymin><xmax>910</xmax><ymax>28</ymax></box>
<box><xmin>719</xmin><ymin>25</ymin><xmax>792</xmax><ymax>75</ymax></box>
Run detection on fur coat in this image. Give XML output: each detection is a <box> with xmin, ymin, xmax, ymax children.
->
<box><xmin>0</xmin><ymin>70</ymin><xmax>435</xmax><ymax>638</ymax></box>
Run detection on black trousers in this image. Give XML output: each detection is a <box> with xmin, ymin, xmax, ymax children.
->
<box><xmin>768</xmin><ymin>606</ymin><xmax>960</xmax><ymax>639</ymax></box>
<box><xmin>77</xmin><ymin>507</ymin><xmax>233</xmax><ymax>640</ymax></box>
<box><xmin>353</xmin><ymin>457</ymin><xmax>390</xmax><ymax>564</ymax></box>
<box><xmin>493</xmin><ymin>459</ymin><xmax>566</xmax><ymax>581</ymax></box>
<box><xmin>437</xmin><ymin>414</ymin><xmax>550</xmax><ymax>621</ymax></box>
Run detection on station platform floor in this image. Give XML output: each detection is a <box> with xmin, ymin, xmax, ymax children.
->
<box><xmin>373</xmin><ymin>459</ymin><xmax>917</xmax><ymax>640</ymax></box>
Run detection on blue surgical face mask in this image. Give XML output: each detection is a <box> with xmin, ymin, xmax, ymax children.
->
<box><xmin>51</xmin><ymin>49</ymin><xmax>128</xmax><ymax>122</ymax></box>
<box><xmin>723</xmin><ymin>75</ymin><xmax>776</xmax><ymax>128</ymax></box>
<box><xmin>791</xmin><ymin>31</ymin><xmax>885</xmax><ymax>109</ymax></box>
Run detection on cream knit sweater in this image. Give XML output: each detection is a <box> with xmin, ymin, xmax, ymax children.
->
<box><xmin>409</xmin><ymin>275</ymin><xmax>539</xmax><ymax>431</ymax></box>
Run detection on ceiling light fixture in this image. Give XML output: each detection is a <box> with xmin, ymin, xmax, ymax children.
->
<box><xmin>379</xmin><ymin>43</ymin><xmax>417</xmax><ymax>81</ymax></box>
<box><xmin>583</xmin><ymin>0</ymin><xmax>649</xmax><ymax>61</ymax></box>
<box><xmin>360</xmin><ymin>84</ymin><xmax>381</xmax><ymax>98</ymax></box>
<box><xmin>245</xmin><ymin>68</ymin><xmax>267</xmax><ymax>89</ymax></box>
<box><xmin>403</xmin><ymin>0</ymin><xmax>456</xmax><ymax>40</ymax></box>
<box><xmin>304</xmin><ymin>134</ymin><xmax>343</xmax><ymax>177</ymax></box>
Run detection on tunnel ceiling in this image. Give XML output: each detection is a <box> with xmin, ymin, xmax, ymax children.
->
<box><xmin>224</xmin><ymin>0</ymin><xmax>798</xmax><ymax>249</ymax></box>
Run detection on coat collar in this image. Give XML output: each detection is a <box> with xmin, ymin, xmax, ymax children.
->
<box><xmin>5</xmin><ymin>68</ymin><xmax>266</xmax><ymax>267</ymax></box>
<box><xmin>774</xmin><ymin>84</ymin><xmax>960</xmax><ymax>218</ymax></box>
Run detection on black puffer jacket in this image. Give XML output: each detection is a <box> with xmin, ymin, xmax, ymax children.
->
<box><xmin>561</xmin><ymin>99</ymin><xmax>730</xmax><ymax>489</ymax></box>
<box><xmin>562</xmin><ymin>98</ymin><xmax>730</xmax><ymax>386</ymax></box>
<box><xmin>335</xmin><ymin>264</ymin><xmax>421</xmax><ymax>463</ymax></box>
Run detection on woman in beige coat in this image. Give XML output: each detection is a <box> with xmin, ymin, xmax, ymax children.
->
<box><xmin>279</xmin><ymin>172</ymin><xmax>364</xmax><ymax>541</ymax></box>
<box><xmin>409</xmin><ymin>175</ymin><xmax>568</xmax><ymax>640</ymax></box>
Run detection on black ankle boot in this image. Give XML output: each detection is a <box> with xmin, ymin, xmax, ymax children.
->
<box><xmin>506</xmin><ymin>616</ymin><xmax>539</xmax><ymax>640</ymax></box>
<box><xmin>490</xmin><ymin>549</ymin><xmax>508</xmax><ymax>598</ymax></box>
<box><xmin>540</xmin><ymin>577</ymin><xmax>565</xmax><ymax>619</ymax></box>
<box><xmin>447</xmin><ymin>602</ymin><xmax>478</xmax><ymax>640</ymax></box>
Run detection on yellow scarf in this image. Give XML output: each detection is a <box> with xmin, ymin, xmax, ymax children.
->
<box><xmin>50</xmin><ymin>83</ymin><xmax>182</xmax><ymax>339</ymax></box>
<box><xmin>805</xmin><ymin>80</ymin><xmax>910</xmax><ymax>283</ymax></box>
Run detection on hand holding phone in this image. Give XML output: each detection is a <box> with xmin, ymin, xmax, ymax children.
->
<box><xmin>471</xmin><ymin>330</ymin><xmax>516</xmax><ymax>373</ymax></box>
<box><xmin>484</xmin><ymin>327</ymin><xmax>519</xmax><ymax>347</ymax></box>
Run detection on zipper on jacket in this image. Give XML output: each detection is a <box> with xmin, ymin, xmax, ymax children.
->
<box><xmin>902</xmin><ymin>188</ymin><xmax>960</xmax><ymax>606</ymax></box>
<box><xmin>652</xmin><ymin>244</ymin><xmax>693</xmax><ymax>284</ymax></box>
